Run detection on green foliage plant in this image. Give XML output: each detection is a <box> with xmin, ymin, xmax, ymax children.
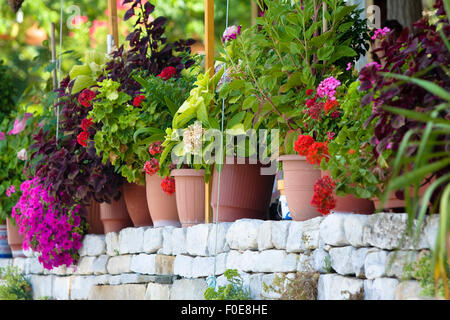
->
<box><xmin>262</xmin><ymin>272</ymin><xmax>319</xmax><ymax>300</ymax></box>
<box><xmin>0</xmin><ymin>266</ymin><xmax>33</xmax><ymax>300</ymax></box>
<box><xmin>204</xmin><ymin>269</ymin><xmax>252</xmax><ymax>300</ymax></box>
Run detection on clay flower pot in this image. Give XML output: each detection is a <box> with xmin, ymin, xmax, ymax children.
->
<box><xmin>279</xmin><ymin>154</ymin><xmax>322</xmax><ymax>221</ymax></box>
<box><xmin>171</xmin><ymin>169</ymin><xmax>205</xmax><ymax>227</ymax></box>
<box><xmin>0</xmin><ymin>224</ymin><xmax>12</xmax><ymax>258</ymax></box>
<box><xmin>6</xmin><ymin>218</ymin><xmax>25</xmax><ymax>258</ymax></box>
<box><xmin>123</xmin><ymin>182</ymin><xmax>153</xmax><ymax>227</ymax></box>
<box><xmin>146</xmin><ymin>174</ymin><xmax>180</xmax><ymax>228</ymax></box>
<box><xmin>211</xmin><ymin>157</ymin><xmax>275</xmax><ymax>222</ymax></box>
<box><xmin>100</xmin><ymin>194</ymin><xmax>133</xmax><ymax>233</ymax></box>
<box><xmin>86</xmin><ymin>200</ymin><xmax>104</xmax><ymax>234</ymax></box>
<box><xmin>321</xmin><ymin>171</ymin><xmax>375</xmax><ymax>215</ymax></box>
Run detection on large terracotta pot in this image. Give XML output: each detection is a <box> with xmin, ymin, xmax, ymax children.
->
<box><xmin>0</xmin><ymin>224</ymin><xmax>12</xmax><ymax>258</ymax></box>
<box><xmin>279</xmin><ymin>154</ymin><xmax>322</xmax><ymax>221</ymax></box>
<box><xmin>171</xmin><ymin>169</ymin><xmax>205</xmax><ymax>227</ymax></box>
<box><xmin>86</xmin><ymin>200</ymin><xmax>104</xmax><ymax>234</ymax></box>
<box><xmin>100</xmin><ymin>195</ymin><xmax>133</xmax><ymax>234</ymax></box>
<box><xmin>146</xmin><ymin>174</ymin><xmax>180</xmax><ymax>228</ymax></box>
<box><xmin>6</xmin><ymin>218</ymin><xmax>25</xmax><ymax>258</ymax></box>
<box><xmin>321</xmin><ymin>171</ymin><xmax>375</xmax><ymax>215</ymax></box>
<box><xmin>211</xmin><ymin>157</ymin><xmax>275</xmax><ymax>222</ymax></box>
<box><xmin>123</xmin><ymin>182</ymin><xmax>153</xmax><ymax>227</ymax></box>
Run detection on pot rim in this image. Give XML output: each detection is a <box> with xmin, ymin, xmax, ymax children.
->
<box><xmin>171</xmin><ymin>168</ymin><xmax>205</xmax><ymax>177</ymax></box>
<box><xmin>278</xmin><ymin>154</ymin><xmax>306</xmax><ymax>161</ymax></box>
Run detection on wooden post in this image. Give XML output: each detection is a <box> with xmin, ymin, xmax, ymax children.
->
<box><xmin>204</xmin><ymin>0</ymin><xmax>215</xmax><ymax>223</ymax></box>
<box><xmin>108</xmin><ymin>0</ymin><xmax>119</xmax><ymax>47</ymax></box>
<box><xmin>50</xmin><ymin>23</ymin><xmax>58</xmax><ymax>90</ymax></box>
<box><xmin>323</xmin><ymin>2</ymin><xmax>328</xmax><ymax>33</ymax></box>
<box><xmin>251</xmin><ymin>0</ymin><xmax>259</xmax><ymax>25</ymax></box>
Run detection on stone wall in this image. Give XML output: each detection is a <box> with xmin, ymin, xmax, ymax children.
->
<box><xmin>0</xmin><ymin>212</ymin><xmax>439</xmax><ymax>300</ymax></box>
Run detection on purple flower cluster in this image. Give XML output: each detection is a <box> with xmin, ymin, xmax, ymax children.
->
<box><xmin>371</xmin><ymin>27</ymin><xmax>391</xmax><ymax>40</ymax></box>
<box><xmin>12</xmin><ymin>177</ymin><xmax>86</xmax><ymax>270</ymax></box>
<box><xmin>317</xmin><ymin>76</ymin><xmax>341</xmax><ymax>101</ymax></box>
<box><xmin>222</xmin><ymin>25</ymin><xmax>241</xmax><ymax>43</ymax></box>
<box><xmin>5</xmin><ymin>185</ymin><xmax>15</xmax><ymax>197</ymax></box>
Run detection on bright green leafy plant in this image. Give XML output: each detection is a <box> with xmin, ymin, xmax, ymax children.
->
<box><xmin>0</xmin><ymin>266</ymin><xmax>33</xmax><ymax>300</ymax></box>
<box><xmin>204</xmin><ymin>269</ymin><xmax>252</xmax><ymax>300</ymax></box>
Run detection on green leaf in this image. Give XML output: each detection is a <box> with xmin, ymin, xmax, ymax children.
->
<box><xmin>71</xmin><ymin>75</ymin><xmax>95</xmax><ymax>94</ymax></box>
<box><xmin>317</xmin><ymin>46</ymin><xmax>334</xmax><ymax>61</ymax></box>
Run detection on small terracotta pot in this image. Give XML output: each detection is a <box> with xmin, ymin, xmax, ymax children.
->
<box><xmin>100</xmin><ymin>195</ymin><xmax>133</xmax><ymax>233</ymax></box>
<box><xmin>6</xmin><ymin>218</ymin><xmax>25</xmax><ymax>258</ymax></box>
<box><xmin>146</xmin><ymin>174</ymin><xmax>180</xmax><ymax>228</ymax></box>
<box><xmin>211</xmin><ymin>157</ymin><xmax>275</xmax><ymax>222</ymax></box>
<box><xmin>0</xmin><ymin>224</ymin><xmax>12</xmax><ymax>258</ymax></box>
<box><xmin>86</xmin><ymin>200</ymin><xmax>104</xmax><ymax>234</ymax></box>
<box><xmin>123</xmin><ymin>182</ymin><xmax>153</xmax><ymax>227</ymax></box>
<box><xmin>171</xmin><ymin>169</ymin><xmax>205</xmax><ymax>227</ymax></box>
<box><xmin>279</xmin><ymin>154</ymin><xmax>322</xmax><ymax>221</ymax></box>
<box><xmin>321</xmin><ymin>171</ymin><xmax>375</xmax><ymax>215</ymax></box>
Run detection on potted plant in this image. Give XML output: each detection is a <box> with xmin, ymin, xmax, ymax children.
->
<box><xmin>88</xmin><ymin>0</ymin><xmax>196</xmax><ymax>227</ymax></box>
<box><xmin>217</xmin><ymin>0</ymin><xmax>369</xmax><ymax>221</ymax></box>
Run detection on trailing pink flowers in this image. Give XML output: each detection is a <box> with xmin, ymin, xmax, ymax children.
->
<box><xmin>12</xmin><ymin>177</ymin><xmax>87</xmax><ymax>270</ymax></box>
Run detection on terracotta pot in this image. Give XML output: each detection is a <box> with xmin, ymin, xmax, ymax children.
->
<box><xmin>86</xmin><ymin>200</ymin><xmax>104</xmax><ymax>234</ymax></box>
<box><xmin>321</xmin><ymin>171</ymin><xmax>375</xmax><ymax>215</ymax></box>
<box><xmin>0</xmin><ymin>224</ymin><xmax>12</xmax><ymax>258</ymax></box>
<box><xmin>123</xmin><ymin>182</ymin><xmax>153</xmax><ymax>227</ymax></box>
<box><xmin>211</xmin><ymin>157</ymin><xmax>275</xmax><ymax>222</ymax></box>
<box><xmin>171</xmin><ymin>169</ymin><xmax>205</xmax><ymax>227</ymax></box>
<box><xmin>146</xmin><ymin>174</ymin><xmax>180</xmax><ymax>228</ymax></box>
<box><xmin>100</xmin><ymin>195</ymin><xmax>133</xmax><ymax>233</ymax></box>
<box><xmin>279</xmin><ymin>155</ymin><xmax>322</xmax><ymax>221</ymax></box>
<box><xmin>6</xmin><ymin>218</ymin><xmax>25</xmax><ymax>258</ymax></box>
<box><xmin>25</xmin><ymin>23</ymin><xmax>47</xmax><ymax>46</ymax></box>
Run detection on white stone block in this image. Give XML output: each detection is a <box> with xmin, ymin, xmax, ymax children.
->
<box><xmin>364</xmin><ymin>278</ymin><xmax>399</xmax><ymax>300</ymax></box>
<box><xmin>29</xmin><ymin>275</ymin><xmax>54</xmax><ymax>300</ymax></box>
<box><xmin>271</xmin><ymin>220</ymin><xmax>291</xmax><ymax>250</ymax></box>
<box><xmin>75</xmin><ymin>256</ymin><xmax>96</xmax><ymax>275</ymax></box>
<box><xmin>119</xmin><ymin>227</ymin><xmax>147</xmax><ymax>254</ymax></box>
<box><xmin>79</xmin><ymin>234</ymin><xmax>106</xmax><ymax>256</ymax></box>
<box><xmin>70</xmin><ymin>276</ymin><xmax>97</xmax><ymax>300</ymax></box>
<box><xmin>319</xmin><ymin>213</ymin><xmax>350</xmax><ymax>246</ymax></box>
<box><xmin>170</xmin><ymin>278</ymin><xmax>207</xmax><ymax>300</ymax></box>
<box><xmin>286</xmin><ymin>221</ymin><xmax>304</xmax><ymax>253</ymax></box>
<box><xmin>351</xmin><ymin>248</ymin><xmax>370</xmax><ymax>278</ymax></box>
<box><xmin>143</xmin><ymin>227</ymin><xmax>163</xmax><ymax>254</ymax></box>
<box><xmin>120</xmin><ymin>273</ymin><xmax>154</xmax><ymax>284</ymax></box>
<box><xmin>208</xmin><ymin>222</ymin><xmax>232</xmax><ymax>255</ymax></box>
<box><xmin>240</xmin><ymin>250</ymin><xmax>260</xmax><ymax>272</ymax></box>
<box><xmin>344</xmin><ymin>214</ymin><xmax>370</xmax><ymax>247</ymax></box>
<box><xmin>106</xmin><ymin>255</ymin><xmax>132</xmax><ymax>274</ymax></box>
<box><xmin>225</xmin><ymin>250</ymin><xmax>243</xmax><ymax>271</ymax></box>
<box><xmin>311</xmin><ymin>248</ymin><xmax>331</xmax><ymax>273</ymax></box>
<box><xmin>93</xmin><ymin>255</ymin><xmax>109</xmax><ymax>275</ymax></box>
<box><xmin>130</xmin><ymin>254</ymin><xmax>156</xmax><ymax>274</ymax></box>
<box><xmin>365</xmin><ymin>250</ymin><xmax>388</xmax><ymax>279</ymax></box>
<box><xmin>424</xmin><ymin>214</ymin><xmax>439</xmax><ymax>250</ymax></box>
<box><xmin>329</xmin><ymin>246</ymin><xmax>356</xmax><ymax>276</ymax></box>
<box><xmin>53</xmin><ymin>276</ymin><xmax>71</xmax><ymax>300</ymax></box>
<box><xmin>145</xmin><ymin>283</ymin><xmax>171</xmax><ymax>300</ymax></box>
<box><xmin>301</xmin><ymin>217</ymin><xmax>323</xmax><ymax>251</ymax></box>
<box><xmin>191</xmin><ymin>253</ymin><xmax>227</xmax><ymax>278</ymax></box>
<box><xmin>297</xmin><ymin>253</ymin><xmax>314</xmax><ymax>272</ymax></box>
<box><xmin>318</xmin><ymin>274</ymin><xmax>364</xmax><ymax>300</ymax></box>
<box><xmin>12</xmin><ymin>257</ymin><xmax>26</xmax><ymax>273</ymax></box>
<box><xmin>226</xmin><ymin>219</ymin><xmax>263</xmax><ymax>251</ymax></box>
<box><xmin>386</xmin><ymin>251</ymin><xmax>418</xmax><ymax>278</ymax></box>
<box><xmin>173</xmin><ymin>254</ymin><xmax>193</xmax><ymax>278</ymax></box>
<box><xmin>253</xmin><ymin>250</ymin><xmax>298</xmax><ymax>273</ymax></box>
<box><xmin>257</xmin><ymin>221</ymin><xmax>274</xmax><ymax>251</ymax></box>
<box><xmin>395</xmin><ymin>280</ymin><xmax>424</xmax><ymax>300</ymax></box>
<box><xmin>25</xmin><ymin>257</ymin><xmax>44</xmax><ymax>274</ymax></box>
<box><xmin>105</xmin><ymin>232</ymin><xmax>119</xmax><ymax>256</ymax></box>
<box><xmin>172</xmin><ymin>228</ymin><xmax>187</xmax><ymax>255</ymax></box>
<box><xmin>157</xmin><ymin>226</ymin><xmax>175</xmax><ymax>256</ymax></box>
<box><xmin>186</xmin><ymin>224</ymin><xmax>211</xmax><ymax>256</ymax></box>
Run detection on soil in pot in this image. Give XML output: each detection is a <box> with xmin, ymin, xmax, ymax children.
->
<box><xmin>171</xmin><ymin>169</ymin><xmax>205</xmax><ymax>227</ymax></box>
<box><xmin>123</xmin><ymin>182</ymin><xmax>153</xmax><ymax>227</ymax></box>
<box><xmin>279</xmin><ymin>154</ymin><xmax>322</xmax><ymax>221</ymax></box>
<box><xmin>146</xmin><ymin>174</ymin><xmax>180</xmax><ymax>228</ymax></box>
<box><xmin>6</xmin><ymin>218</ymin><xmax>25</xmax><ymax>258</ymax></box>
<box><xmin>100</xmin><ymin>194</ymin><xmax>133</xmax><ymax>233</ymax></box>
<box><xmin>211</xmin><ymin>157</ymin><xmax>275</xmax><ymax>222</ymax></box>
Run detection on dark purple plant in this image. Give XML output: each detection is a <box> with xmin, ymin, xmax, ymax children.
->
<box><xmin>102</xmin><ymin>0</ymin><xmax>196</xmax><ymax>97</ymax></box>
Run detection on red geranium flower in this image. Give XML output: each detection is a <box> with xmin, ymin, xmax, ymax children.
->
<box><xmin>348</xmin><ymin>149</ymin><xmax>356</xmax><ymax>155</ymax></box>
<box><xmin>294</xmin><ymin>135</ymin><xmax>315</xmax><ymax>156</ymax></box>
<box><xmin>311</xmin><ymin>176</ymin><xmax>336</xmax><ymax>215</ymax></box>
<box><xmin>324</xmin><ymin>99</ymin><xmax>339</xmax><ymax>113</ymax></box>
<box><xmin>144</xmin><ymin>158</ymin><xmax>160</xmax><ymax>176</ymax></box>
<box><xmin>306</xmin><ymin>89</ymin><xmax>314</xmax><ymax>96</ymax></box>
<box><xmin>156</xmin><ymin>66</ymin><xmax>177</xmax><ymax>81</ymax></box>
<box><xmin>306</xmin><ymin>142</ymin><xmax>329</xmax><ymax>165</ymax></box>
<box><xmin>78</xmin><ymin>89</ymin><xmax>96</xmax><ymax>108</ymax></box>
<box><xmin>308</xmin><ymin>101</ymin><xmax>324</xmax><ymax>120</ymax></box>
<box><xmin>81</xmin><ymin>118</ymin><xmax>93</xmax><ymax>131</ymax></box>
<box><xmin>149</xmin><ymin>141</ymin><xmax>163</xmax><ymax>156</ymax></box>
<box><xmin>77</xmin><ymin>131</ymin><xmax>89</xmax><ymax>147</ymax></box>
<box><xmin>133</xmin><ymin>95</ymin><xmax>145</xmax><ymax>107</ymax></box>
<box><xmin>161</xmin><ymin>177</ymin><xmax>175</xmax><ymax>195</ymax></box>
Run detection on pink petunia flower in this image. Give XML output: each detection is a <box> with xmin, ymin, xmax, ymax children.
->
<box><xmin>9</xmin><ymin>113</ymin><xmax>33</xmax><ymax>135</ymax></box>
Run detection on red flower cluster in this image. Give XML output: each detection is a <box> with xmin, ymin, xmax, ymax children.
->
<box><xmin>144</xmin><ymin>158</ymin><xmax>160</xmax><ymax>176</ymax></box>
<box><xmin>81</xmin><ymin>118</ymin><xmax>93</xmax><ymax>131</ymax></box>
<box><xmin>157</xmin><ymin>66</ymin><xmax>177</xmax><ymax>81</ymax></box>
<box><xmin>308</xmin><ymin>101</ymin><xmax>324</xmax><ymax>120</ymax></box>
<box><xmin>161</xmin><ymin>177</ymin><xmax>175</xmax><ymax>195</ymax></box>
<box><xmin>149</xmin><ymin>141</ymin><xmax>163</xmax><ymax>156</ymax></box>
<box><xmin>294</xmin><ymin>135</ymin><xmax>329</xmax><ymax>165</ymax></box>
<box><xmin>324</xmin><ymin>99</ymin><xmax>339</xmax><ymax>113</ymax></box>
<box><xmin>133</xmin><ymin>95</ymin><xmax>145</xmax><ymax>107</ymax></box>
<box><xmin>310</xmin><ymin>176</ymin><xmax>336</xmax><ymax>215</ymax></box>
<box><xmin>77</xmin><ymin>131</ymin><xmax>89</xmax><ymax>147</ymax></box>
<box><xmin>78</xmin><ymin>89</ymin><xmax>96</xmax><ymax>108</ymax></box>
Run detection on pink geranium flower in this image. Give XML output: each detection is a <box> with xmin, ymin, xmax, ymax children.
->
<box><xmin>9</xmin><ymin>113</ymin><xmax>33</xmax><ymax>135</ymax></box>
<box><xmin>0</xmin><ymin>132</ymin><xmax>5</xmax><ymax>140</ymax></box>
